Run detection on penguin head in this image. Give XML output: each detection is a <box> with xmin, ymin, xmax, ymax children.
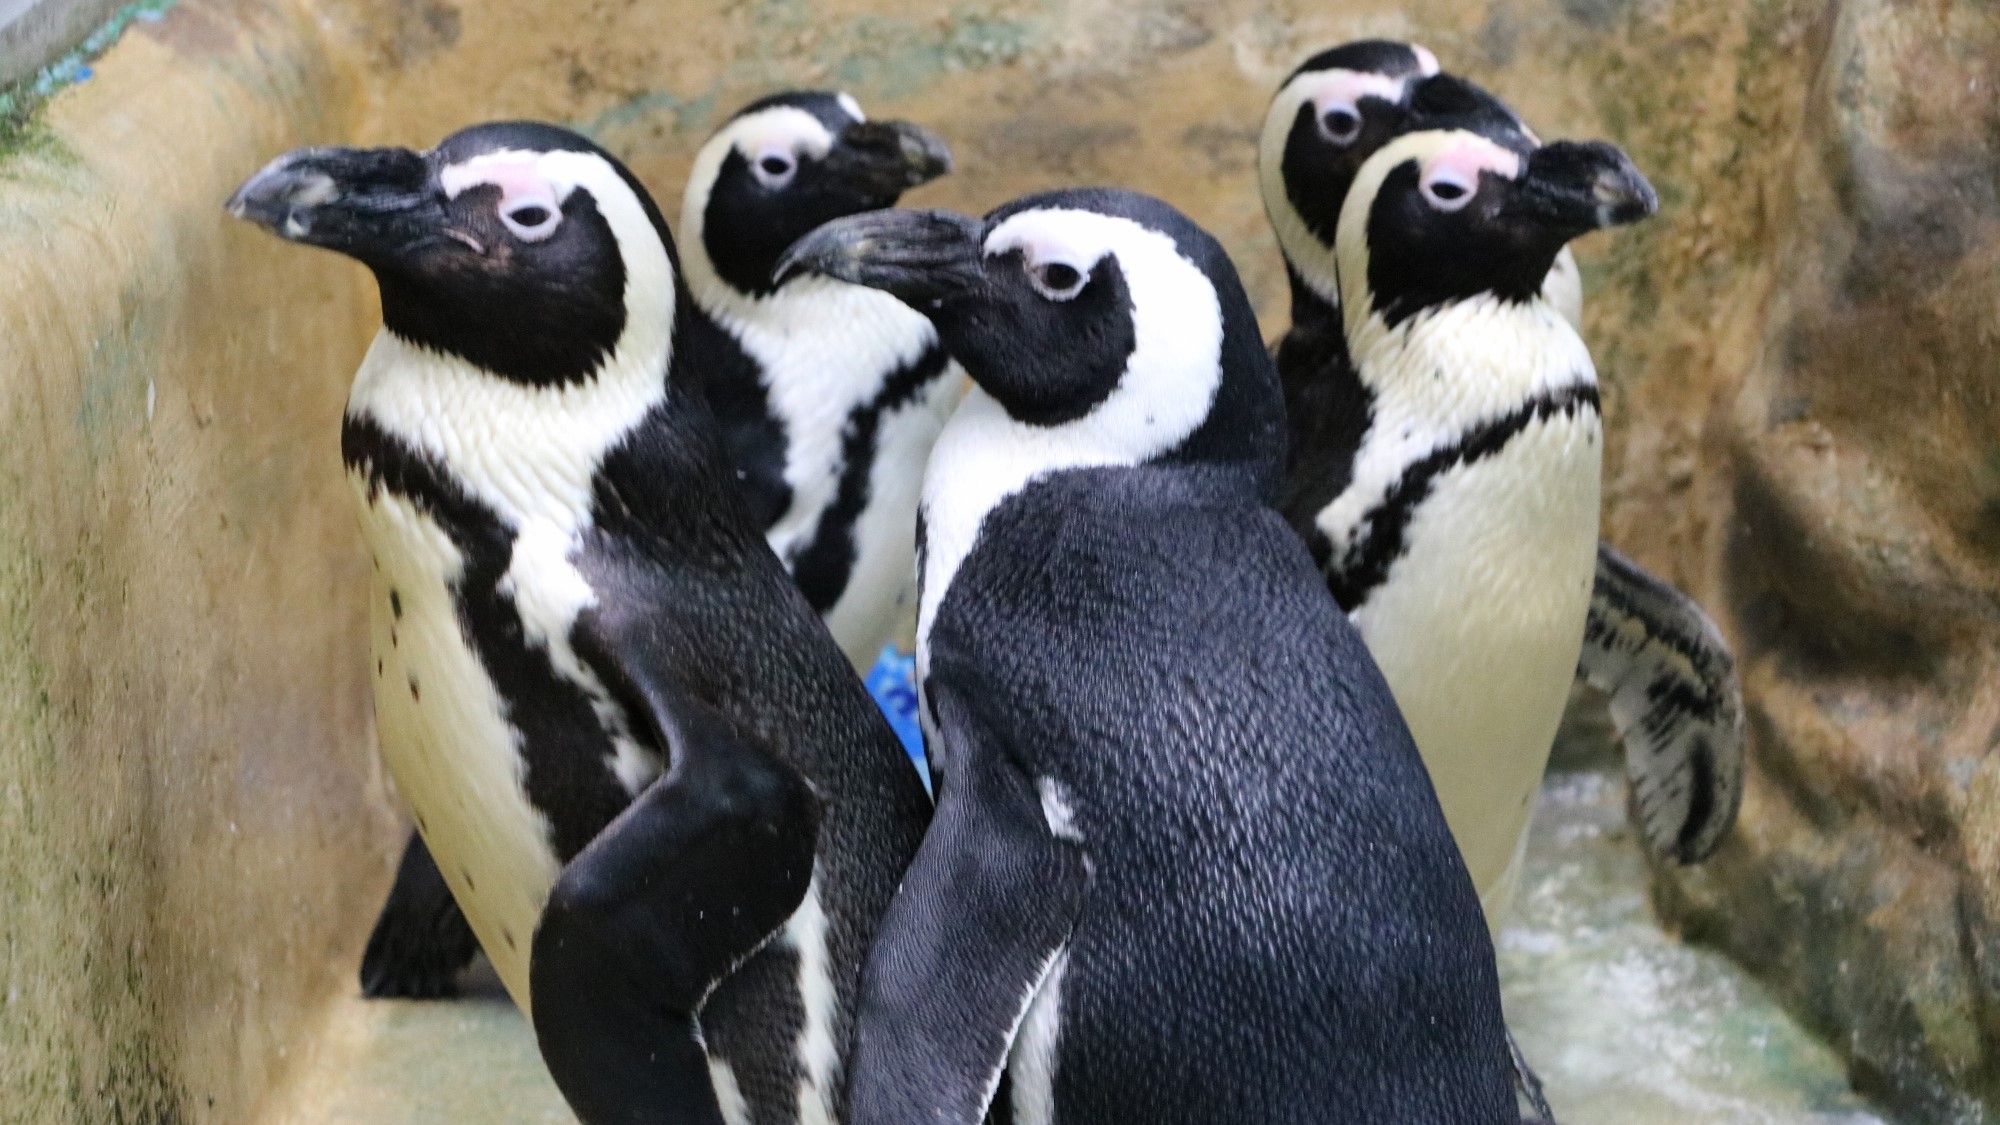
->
<box><xmin>227</xmin><ymin>121</ymin><xmax>678</xmax><ymax>386</ymax></box>
<box><xmin>1259</xmin><ymin>40</ymin><xmax>1440</xmax><ymax>304</ymax></box>
<box><xmin>1337</xmin><ymin>94</ymin><xmax>1655</xmax><ymax>331</ymax></box>
<box><xmin>683</xmin><ymin>91</ymin><xmax>952</xmax><ymax>300</ymax></box>
<box><xmin>776</xmin><ymin>188</ymin><xmax>1282</xmax><ymax>481</ymax></box>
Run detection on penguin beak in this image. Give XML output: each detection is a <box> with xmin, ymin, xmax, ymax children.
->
<box><xmin>773</xmin><ymin>207</ymin><xmax>986</xmax><ymax>305</ymax></box>
<box><xmin>1513</xmin><ymin>140</ymin><xmax>1658</xmax><ymax>237</ymax></box>
<box><xmin>823</xmin><ymin>120</ymin><xmax>955</xmax><ymax>201</ymax></box>
<box><xmin>226</xmin><ymin>145</ymin><xmax>443</xmax><ymax>262</ymax></box>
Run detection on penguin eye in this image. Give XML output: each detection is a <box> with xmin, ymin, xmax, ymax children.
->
<box><xmin>1027</xmin><ymin>259</ymin><xmax>1087</xmax><ymax>301</ymax></box>
<box><xmin>1420</xmin><ymin>168</ymin><xmax>1478</xmax><ymax>213</ymax></box>
<box><xmin>500</xmin><ymin>200</ymin><xmax>562</xmax><ymax>242</ymax></box>
<box><xmin>753</xmin><ymin>151</ymin><xmax>798</xmax><ymax>189</ymax></box>
<box><xmin>1318</xmin><ymin>102</ymin><xmax>1364</xmax><ymax>147</ymax></box>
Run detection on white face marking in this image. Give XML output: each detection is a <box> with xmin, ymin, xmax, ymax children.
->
<box><xmin>915</xmin><ymin>209</ymin><xmax>1224</xmax><ymax>694</ymax></box>
<box><xmin>835</xmin><ymin>91</ymin><xmax>866</xmax><ymax>122</ymax></box>
<box><xmin>1417</xmin><ymin>136</ymin><xmax>1521</xmax><ymax>212</ymax></box>
<box><xmin>1008</xmin><ymin>948</ymin><xmax>1069</xmax><ymax>1125</ymax></box>
<box><xmin>440</xmin><ymin>151</ymin><xmax>571</xmax><ymax>242</ymax></box>
<box><xmin>1258</xmin><ymin>67</ymin><xmax>1414</xmax><ymax>307</ymax></box>
<box><xmin>784</xmin><ymin>877</ymin><xmax>839</xmax><ymax>1125</ymax></box>
<box><xmin>683</xmin><ymin>108</ymin><xmax>836</xmax><ymax>261</ymax></box>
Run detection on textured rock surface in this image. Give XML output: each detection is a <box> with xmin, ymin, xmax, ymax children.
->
<box><xmin>0</xmin><ymin>2</ymin><xmax>392</xmax><ymax>1121</ymax></box>
<box><xmin>1651</xmin><ymin>2</ymin><xmax>2000</xmax><ymax>1121</ymax></box>
<box><xmin>1</xmin><ymin>0</ymin><xmax>1993</xmax><ymax>1119</ymax></box>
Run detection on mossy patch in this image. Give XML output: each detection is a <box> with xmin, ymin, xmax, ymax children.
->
<box><xmin>0</xmin><ymin>0</ymin><xmax>176</xmax><ymax>164</ymax></box>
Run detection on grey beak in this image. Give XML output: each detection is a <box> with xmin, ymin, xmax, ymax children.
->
<box><xmin>1518</xmin><ymin>140</ymin><xmax>1658</xmax><ymax>235</ymax></box>
<box><xmin>825</xmin><ymin>120</ymin><xmax>956</xmax><ymax>197</ymax></box>
<box><xmin>773</xmin><ymin>207</ymin><xmax>986</xmax><ymax>304</ymax></box>
<box><xmin>226</xmin><ymin>144</ymin><xmax>436</xmax><ymax>258</ymax></box>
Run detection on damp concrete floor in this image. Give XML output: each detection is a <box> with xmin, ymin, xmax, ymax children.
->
<box><xmin>267</xmin><ymin>759</ymin><xmax>1892</xmax><ymax>1124</ymax></box>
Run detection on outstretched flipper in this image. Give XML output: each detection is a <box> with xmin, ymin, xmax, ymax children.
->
<box><xmin>846</xmin><ymin>687</ymin><xmax>1090</xmax><ymax>1125</ymax></box>
<box><xmin>1578</xmin><ymin>543</ymin><xmax>1744</xmax><ymax>863</ymax></box>
<box><xmin>530</xmin><ymin>590</ymin><xmax>822</xmax><ymax>1125</ymax></box>
<box><xmin>359</xmin><ymin>832</ymin><xmax>480</xmax><ymax>1000</ymax></box>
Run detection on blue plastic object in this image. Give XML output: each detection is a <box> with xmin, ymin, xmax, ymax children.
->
<box><xmin>862</xmin><ymin>645</ymin><xmax>929</xmax><ymax>787</ymax></box>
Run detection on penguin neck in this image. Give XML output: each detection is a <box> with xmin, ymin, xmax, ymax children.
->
<box><xmin>1345</xmin><ymin>293</ymin><xmax>1596</xmax><ymax>431</ymax></box>
<box><xmin>1279</xmin><ymin>261</ymin><xmax>1350</xmax><ymax>372</ymax></box>
<box><xmin>344</xmin><ymin>326</ymin><xmax>675</xmax><ymax>533</ymax></box>
<box><xmin>682</xmin><ymin>222</ymin><xmax>941</xmax><ymax>405</ymax></box>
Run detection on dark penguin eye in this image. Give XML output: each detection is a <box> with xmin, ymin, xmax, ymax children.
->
<box><xmin>753</xmin><ymin>152</ymin><xmax>797</xmax><ymax>189</ymax></box>
<box><xmin>1318</xmin><ymin>103</ymin><xmax>1363</xmax><ymax>146</ymax></box>
<box><xmin>1028</xmin><ymin>259</ymin><xmax>1087</xmax><ymax>300</ymax></box>
<box><xmin>500</xmin><ymin>200</ymin><xmax>563</xmax><ymax>242</ymax></box>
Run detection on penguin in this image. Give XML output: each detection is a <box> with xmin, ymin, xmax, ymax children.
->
<box><xmin>355</xmin><ymin>91</ymin><xmax>962</xmax><ymax>1002</ymax></box>
<box><xmin>776</xmin><ymin>188</ymin><xmax>1521</xmax><ymax>1125</ymax></box>
<box><xmin>227</xmin><ymin>122</ymin><xmax>932</xmax><ymax>1124</ymax></box>
<box><xmin>1279</xmin><ymin>95</ymin><xmax>1657</xmax><ymax>928</ymax></box>
<box><xmin>1259</xmin><ymin>51</ymin><xmax>1744</xmax><ymax>922</ymax></box>
<box><xmin>676</xmin><ymin>91</ymin><xmax>965</xmax><ymax>671</ymax></box>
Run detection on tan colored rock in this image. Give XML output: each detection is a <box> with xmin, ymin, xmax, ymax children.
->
<box><xmin>1653</xmin><ymin>0</ymin><xmax>2000</xmax><ymax>1117</ymax></box>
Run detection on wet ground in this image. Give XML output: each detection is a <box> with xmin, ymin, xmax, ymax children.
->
<box><xmin>267</xmin><ymin>759</ymin><xmax>1893</xmax><ymax>1124</ymax></box>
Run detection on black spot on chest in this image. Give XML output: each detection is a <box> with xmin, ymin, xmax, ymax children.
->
<box><xmin>343</xmin><ymin>413</ymin><xmax>635</xmax><ymax>862</ymax></box>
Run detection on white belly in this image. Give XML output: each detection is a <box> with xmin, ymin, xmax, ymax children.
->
<box><xmin>1351</xmin><ymin>414</ymin><xmax>1599</xmax><ymax>927</ymax></box>
<box><xmin>355</xmin><ymin>477</ymin><xmax>559</xmax><ymax>1013</ymax></box>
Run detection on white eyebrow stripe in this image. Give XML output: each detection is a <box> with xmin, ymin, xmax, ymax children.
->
<box><xmin>438</xmin><ymin>150</ymin><xmax>581</xmax><ymax>204</ymax></box>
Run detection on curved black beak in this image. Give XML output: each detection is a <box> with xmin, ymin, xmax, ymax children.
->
<box><xmin>1516</xmin><ymin>140</ymin><xmax>1657</xmax><ymax>237</ymax></box>
<box><xmin>823</xmin><ymin>120</ymin><xmax>955</xmax><ymax>201</ymax></box>
<box><xmin>774</xmin><ymin>207</ymin><xmax>985</xmax><ymax>305</ymax></box>
<box><xmin>226</xmin><ymin>145</ymin><xmax>439</xmax><ymax>261</ymax></box>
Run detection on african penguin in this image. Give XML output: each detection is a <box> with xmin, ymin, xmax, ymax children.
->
<box><xmin>356</xmin><ymin>91</ymin><xmax>963</xmax><ymax>1002</ymax></box>
<box><xmin>777</xmin><ymin>188</ymin><xmax>1520</xmax><ymax>1124</ymax></box>
<box><xmin>1292</xmin><ymin>97</ymin><xmax>1655</xmax><ymax>927</ymax></box>
<box><xmin>1260</xmin><ymin>52</ymin><xmax>1743</xmax><ymax>922</ymax></box>
<box><xmin>228</xmin><ymin>122</ymin><xmax>931</xmax><ymax>1125</ymax></box>
<box><xmin>677</xmin><ymin>91</ymin><xmax>966</xmax><ymax>671</ymax></box>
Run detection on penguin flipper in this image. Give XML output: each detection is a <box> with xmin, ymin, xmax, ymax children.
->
<box><xmin>359</xmin><ymin>831</ymin><xmax>480</xmax><ymax>999</ymax></box>
<box><xmin>846</xmin><ymin>687</ymin><xmax>1090</xmax><ymax>1125</ymax></box>
<box><xmin>1577</xmin><ymin>542</ymin><xmax>1745</xmax><ymax>863</ymax></box>
<box><xmin>529</xmin><ymin>602</ymin><xmax>822</xmax><ymax>1125</ymax></box>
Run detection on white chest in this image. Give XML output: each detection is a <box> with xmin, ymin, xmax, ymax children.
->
<box><xmin>1324</xmin><ymin>298</ymin><xmax>1603</xmax><ymax>915</ymax></box>
<box><xmin>816</xmin><ymin>368</ymin><xmax>963</xmax><ymax>668</ymax></box>
<box><xmin>352</xmin><ymin>481</ymin><xmax>560</xmax><ymax>1014</ymax></box>
<box><xmin>716</xmin><ymin>280</ymin><xmax>942</xmax><ymax>560</ymax></box>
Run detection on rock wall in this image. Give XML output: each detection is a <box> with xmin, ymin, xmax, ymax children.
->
<box><xmin>1</xmin><ymin>0</ymin><xmax>1993</xmax><ymax>1119</ymax></box>
<box><xmin>0</xmin><ymin>3</ymin><xmax>391</xmax><ymax>1120</ymax></box>
<box><xmin>1654</xmin><ymin>2</ymin><xmax>2000</xmax><ymax>1120</ymax></box>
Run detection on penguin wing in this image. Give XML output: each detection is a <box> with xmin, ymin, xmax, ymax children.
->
<box><xmin>846</xmin><ymin>685</ymin><xmax>1090</xmax><ymax>1125</ymax></box>
<box><xmin>1577</xmin><ymin>542</ymin><xmax>1745</xmax><ymax>863</ymax></box>
<box><xmin>530</xmin><ymin>571</ymin><xmax>822</xmax><ymax>1123</ymax></box>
